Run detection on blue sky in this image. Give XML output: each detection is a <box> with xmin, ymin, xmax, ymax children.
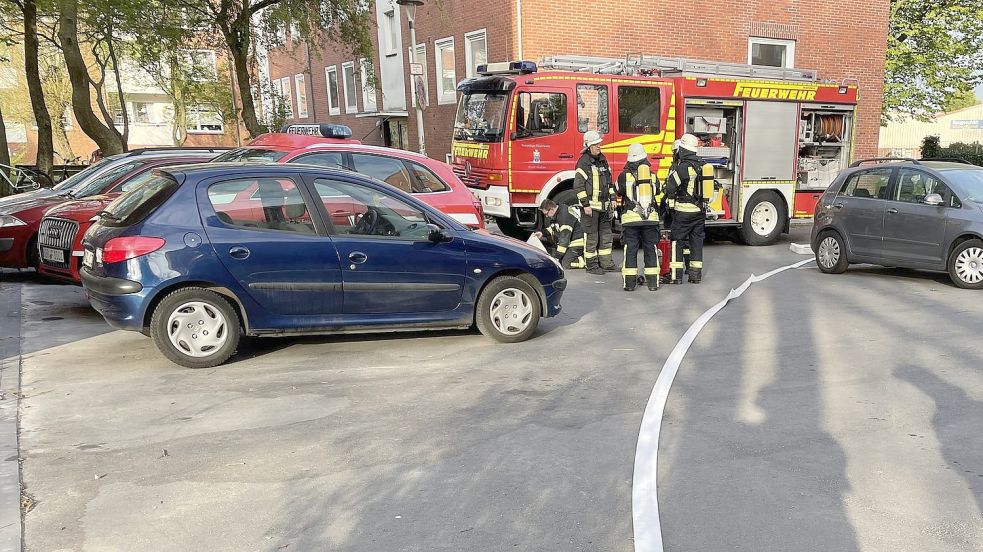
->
<box><xmin>977</xmin><ymin>84</ymin><xmax>983</xmax><ymax>100</ymax></box>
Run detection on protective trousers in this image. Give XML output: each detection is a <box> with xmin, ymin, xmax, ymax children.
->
<box><xmin>583</xmin><ymin>210</ymin><xmax>615</xmax><ymax>270</ymax></box>
<box><xmin>670</xmin><ymin>215</ymin><xmax>704</xmax><ymax>281</ymax></box>
<box><xmin>621</xmin><ymin>224</ymin><xmax>661</xmax><ymax>290</ymax></box>
<box><xmin>559</xmin><ymin>246</ymin><xmax>586</xmax><ymax>269</ymax></box>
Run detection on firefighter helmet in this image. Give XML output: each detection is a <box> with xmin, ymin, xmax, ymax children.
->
<box><xmin>672</xmin><ymin>140</ymin><xmax>681</xmax><ymax>152</ymax></box>
<box><xmin>627</xmin><ymin>143</ymin><xmax>647</xmax><ymax>162</ymax></box>
<box><xmin>679</xmin><ymin>133</ymin><xmax>700</xmax><ymax>153</ymax></box>
<box><xmin>583</xmin><ymin>130</ymin><xmax>603</xmax><ymax>149</ymax></box>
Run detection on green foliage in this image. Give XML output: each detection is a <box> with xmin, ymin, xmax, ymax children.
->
<box><xmin>885</xmin><ymin>0</ymin><xmax>983</xmax><ymax>123</ymax></box>
<box><xmin>941</xmin><ymin>89</ymin><xmax>981</xmax><ymax>113</ymax></box>
<box><xmin>922</xmin><ymin>135</ymin><xmax>983</xmax><ymax>166</ymax></box>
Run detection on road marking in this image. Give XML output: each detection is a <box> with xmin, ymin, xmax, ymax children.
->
<box><xmin>632</xmin><ymin>258</ymin><xmax>815</xmax><ymax>552</ymax></box>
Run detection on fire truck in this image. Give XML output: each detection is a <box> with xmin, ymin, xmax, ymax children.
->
<box><xmin>452</xmin><ymin>55</ymin><xmax>859</xmax><ymax>245</ymax></box>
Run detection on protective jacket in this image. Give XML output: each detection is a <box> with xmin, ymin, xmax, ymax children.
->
<box><xmin>617</xmin><ymin>159</ymin><xmax>662</xmax><ymax>225</ymax></box>
<box><xmin>574</xmin><ymin>152</ymin><xmax>615</xmax><ymax>210</ymax></box>
<box><xmin>665</xmin><ymin>150</ymin><xmax>709</xmax><ymax>219</ymax></box>
<box><xmin>545</xmin><ymin>203</ymin><xmax>585</xmax><ymax>255</ymax></box>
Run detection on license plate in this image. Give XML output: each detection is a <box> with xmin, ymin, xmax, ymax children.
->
<box><xmin>83</xmin><ymin>249</ymin><xmax>94</xmax><ymax>268</ymax></box>
<box><xmin>41</xmin><ymin>247</ymin><xmax>65</xmax><ymax>265</ymax></box>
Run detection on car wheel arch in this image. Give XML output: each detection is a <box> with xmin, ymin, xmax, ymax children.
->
<box><xmin>142</xmin><ymin>281</ymin><xmax>250</xmax><ymax>334</ymax></box>
<box><xmin>947</xmin><ymin>233</ymin><xmax>983</xmax><ymax>261</ymax></box>
<box><xmin>472</xmin><ymin>269</ymin><xmax>547</xmax><ymax>323</ymax></box>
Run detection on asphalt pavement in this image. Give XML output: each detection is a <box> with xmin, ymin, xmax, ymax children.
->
<box><xmin>3</xmin><ymin>226</ymin><xmax>982</xmax><ymax>551</ymax></box>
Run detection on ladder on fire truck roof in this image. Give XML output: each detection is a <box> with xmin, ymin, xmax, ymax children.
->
<box><xmin>539</xmin><ymin>54</ymin><xmax>818</xmax><ymax>82</ymax></box>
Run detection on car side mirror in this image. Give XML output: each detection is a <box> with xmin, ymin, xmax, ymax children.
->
<box><xmin>427</xmin><ymin>223</ymin><xmax>452</xmax><ymax>243</ymax></box>
<box><xmin>923</xmin><ymin>193</ymin><xmax>945</xmax><ymax>206</ymax></box>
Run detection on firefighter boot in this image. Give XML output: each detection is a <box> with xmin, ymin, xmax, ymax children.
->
<box><xmin>623</xmin><ymin>275</ymin><xmax>636</xmax><ymax>291</ymax></box>
<box><xmin>688</xmin><ymin>269</ymin><xmax>702</xmax><ymax>284</ymax></box>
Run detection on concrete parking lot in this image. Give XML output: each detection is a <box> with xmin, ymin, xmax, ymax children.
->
<box><xmin>3</xmin><ymin>226</ymin><xmax>982</xmax><ymax>551</ymax></box>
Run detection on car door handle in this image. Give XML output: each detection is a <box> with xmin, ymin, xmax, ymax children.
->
<box><xmin>832</xmin><ymin>203</ymin><xmax>844</xmax><ymax>210</ymax></box>
<box><xmin>348</xmin><ymin>251</ymin><xmax>368</xmax><ymax>264</ymax></box>
<box><xmin>887</xmin><ymin>208</ymin><xmax>899</xmax><ymax>214</ymax></box>
<box><xmin>559</xmin><ymin>153</ymin><xmax>574</xmax><ymax>159</ymax></box>
<box><xmin>229</xmin><ymin>246</ymin><xmax>250</xmax><ymax>259</ymax></box>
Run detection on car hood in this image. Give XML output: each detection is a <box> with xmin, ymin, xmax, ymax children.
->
<box><xmin>0</xmin><ymin>188</ymin><xmax>60</xmax><ymax>207</ymax></box>
<box><xmin>44</xmin><ymin>195</ymin><xmax>116</xmax><ymax>222</ymax></box>
<box><xmin>462</xmin><ymin>229</ymin><xmax>561</xmax><ymax>270</ymax></box>
<box><xmin>0</xmin><ymin>193</ymin><xmax>68</xmax><ymax>217</ymax></box>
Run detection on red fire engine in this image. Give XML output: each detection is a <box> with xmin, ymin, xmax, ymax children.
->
<box><xmin>452</xmin><ymin>55</ymin><xmax>858</xmax><ymax>245</ymax></box>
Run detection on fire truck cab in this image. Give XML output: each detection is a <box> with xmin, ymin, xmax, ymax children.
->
<box><xmin>452</xmin><ymin>56</ymin><xmax>858</xmax><ymax>245</ymax></box>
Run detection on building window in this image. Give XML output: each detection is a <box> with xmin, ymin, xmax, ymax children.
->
<box><xmin>383</xmin><ymin>10</ymin><xmax>398</xmax><ymax>56</ymax></box>
<box><xmin>360</xmin><ymin>59</ymin><xmax>377</xmax><ymax>113</ymax></box>
<box><xmin>434</xmin><ymin>37</ymin><xmax>456</xmax><ymax>105</ymax></box>
<box><xmin>325</xmin><ymin>66</ymin><xmax>340</xmax><ymax>115</ymax></box>
<box><xmin>181</xmin><ymin>49</ymin><xmax>218</xmax><ymax>81</ymax></box>
<box><xmin>464</xmin><ymin>29</ymin><xmax>487</xmax><ymax>78</ymax></box>
<box><xmin>342</xmin><ymin>62</ymin><xmax>357</xmax><ymax>113</ymax></box>
<box><xmin>294</xmin><ymin>74</ymin><xmax>308</xmax><ymax>118</ymax></box>
<box><xmin>187</xmin><ymin>106</ymin><xmax>224</xmax><ymax>134</ymax></box>
<box><xmin>130</xmin><ymin>101</ymin><xmax>154</xmax><ymax>124</ymax></box>
<box><xmin>409</xmin><ymin>44</ymin><xmax>428</xmax><ymax>108</ymax></box>
<box><xmin>748</xmin><ymin>37</ymin><xmax>795</xmax><ymax>68</ymax></box>
<box><xmin>279</xmin><ymin>76</ymin><xmax>293</xmax><ymax>118</ymax></box>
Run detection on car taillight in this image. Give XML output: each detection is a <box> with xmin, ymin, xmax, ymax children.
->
<box><xmin>101</xmin><ymin>236</ymin><xmax>166</xmax><ymax>264</ymax></box>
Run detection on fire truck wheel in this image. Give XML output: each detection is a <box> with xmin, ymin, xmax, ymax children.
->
<box><xmin>739</xmin><ymin>191</ymin><xmax>786</xmax><ymax>246</ymax></box>
<box><xmin>495</xmin><ymin>217</ymin><xmax>530</xmax><ymax>240</ymax></box>
<box><xmin>815</xmin><ymin>230</ymin><xmax>848</xmax><ymax>274</ymax></box>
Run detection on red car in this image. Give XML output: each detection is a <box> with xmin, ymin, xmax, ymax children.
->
<box><xmin>37</xmin><ymin>155</ymin><xmax>218</xmax><ymax>283</ymax></box>
<box><xmin>215</xmin><ymin>124</ymin><xmax>485</xmax><ymax>228</ymax></box>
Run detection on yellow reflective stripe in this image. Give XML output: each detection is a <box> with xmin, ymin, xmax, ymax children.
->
<box><xmin>571</xmin><ymin>258</ymin><xmax>586</xmax><ymax>268</ymax></box>
<box><xmin>675</xmin><ymin>204</ymin><xmax>702</xmax><ymax>213</ymax></box>
<box><xmin>569</xmin><ymin>238</ymin><xmax>585</xmax><ymax>247</ymax></box>
<box><xmin>623</xmin><ymin>267</ymin><xmax>638</xmax><ymax>276</ymax></box>
<box><xmin>556</xmin><ymin>245</ymin><xmax>567</xmax><ymax>253</ymax></box>
<box><xmin>576</xmin><ymin>191</ymin><xmax>588</xmax><ymax>199</ymax></box>
<box><xmin>683</xmin><ymin>248</ymin><xmax>691</xmax><ymax>255</ymax></box>
<box><xmin>598</xmin><ymin>248</ymin><xmax>613</xmax><ymax>256</ymax></box>
<box><xmin>584</xmin><ymin>250</ymin><xmax>598</xmax><ymax>258</ymax></box>
<box><xmin>643</xmin><ymin>267</ymin><xmax>660</xmax><ymax>275</ymax></box>
<box><xmin>559</xmin><ymin>225</ymin><xmax>573</xmax><ymax>232</ymax></box>
<box><xmin>576</xmin><ymin>168</ymin><xmax>588</xmax><ymax>179</ymax></box>
<box><xmin>670</xmin><ymin>262</ymin><xmax>686</xmax><ymax>268</ymax></box>
<box><xmin>591</xmin><ymin>167</ymin><xmax>601</xmax><ymax>204</ymax></box>
<box><xmin>690</xmin><ymin>260</ymin><xmax>703</xmax><ymax>268</ymax></box>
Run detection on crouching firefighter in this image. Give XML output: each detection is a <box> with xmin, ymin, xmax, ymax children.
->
<box><xmin>617</xmin><ymin>143</ymin><xmax>662</xmax><ymax>291</ymax></box>
<box><xmin>665</xmin><ymin>133</ymin><xmax>713</xmax><ymax>284</ymax></box>
<box><xmin>539</xmin><ymin>199</ymin><xmax>586</xmax><ymax>269</ymax></box>
<box><xmin>574</xmin><ymin>130</ymin><xmax>617</xmax><ymax>275</ymax></box>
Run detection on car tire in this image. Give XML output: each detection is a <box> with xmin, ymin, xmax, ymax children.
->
<box><xmin>947</xmin><ymin>239</ymin><xmax>983</xmax><ymax>290</ymax></box>
<box><xmin>815</xmin><ymin>230</ymin><xmax>848</xmax><ymax>274</ymax></box>
<box><xmin>150</xmin><ymin>287</ymin><xmax>241</xmax><ymax>368</ymax></box>
<box><xmin>495</xmin><ymin>217</ymin><xmax>530</xmax><ymax>240</ymax></box>
<box><xmin>738</xmin><ymin>191</ymin><xmax>785</xmax><ymax>246</ymax></box>
<box><xmin>26</xmin><ymin>234</ymin><xmax>39</xmax><ymax>269</ymax></box>
<box><xmin>475</xmin><ymin>276</ymin><xmax>541</xmax><ymax>343</ymax></box>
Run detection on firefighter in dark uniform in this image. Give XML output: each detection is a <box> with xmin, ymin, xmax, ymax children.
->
<box><xmin>537</xmin><ymin>199</ymin><xmax>586</xmax><ymax>269</ymax></box>
<box><xmin>664</xmin><ymin>133</ymin><xmax>712</xmax><ymax>284</ymax></box>
<box><xmin>616</xmin><ymin>143</ymin><xmax>662</xmax><ymax>291</ymax></box>
<box><xmin>573</xmin><ymin>130</ymin><xmax>616</xmax><ymax>275</ymax></box>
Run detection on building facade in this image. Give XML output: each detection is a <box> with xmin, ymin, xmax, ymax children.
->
<box><xmin>879</xmin><ymin>104</ymin><xmax>983</xmax><ymax>158</ymax></box>
<box><xmin>266</xmin><ymin>0</ymin><xmax>890</xmax><ymax>162</ymax></box>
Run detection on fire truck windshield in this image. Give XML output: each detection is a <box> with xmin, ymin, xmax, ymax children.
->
<box><xmin>454</xmin><ymin>92</ymin><xmax>509</xmax><ymax>142</ymax></box>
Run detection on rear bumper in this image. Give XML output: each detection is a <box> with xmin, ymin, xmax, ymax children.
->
<box><xmin>80</xmin><ymin>267</ymin><xmax>143</xmax><ymax>295</ymax></box>
<box><xmin>80</xmin><ymin>267</ymin><xmax>148</xmax><ymax>331</ymax></box>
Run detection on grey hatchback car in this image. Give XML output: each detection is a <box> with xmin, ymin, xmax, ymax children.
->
<box><xmin>811</xmin><ymin>158</ymin><xmax>983</xmax><ymax>289</ymax></box>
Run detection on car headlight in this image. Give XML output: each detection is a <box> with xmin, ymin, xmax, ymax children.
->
<box><xmin>0</xmin><ymin>215</ymin><xmax>26</xmax><ymax>228</ymax></box>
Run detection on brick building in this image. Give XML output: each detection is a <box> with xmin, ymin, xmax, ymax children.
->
<box><xmin>266</xmin><ymin>0</ymin><xmax>889</xmax><ymax>161</ymax></box>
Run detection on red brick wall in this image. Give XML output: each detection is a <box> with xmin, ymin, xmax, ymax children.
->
<box><xmin>268</xmin><ymin>0</ymin><xmax>889</xmax><ymax>160</ymax></box>
<box><xmin>518</xmin><ymin>0</ymin><xmax>890</xmax><ymax>159</ymax></box>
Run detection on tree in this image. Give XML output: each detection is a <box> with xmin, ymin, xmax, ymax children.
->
<box><xmin>1</xmin><ymin>0</ymin><xmax>55</xmax><ymax>174</ymax></box>
<box><xmin>941</xmin><ymin>89</ymin><xmax>981</xmax><ymax>113</ymax></box>
<box><xmin>57</xmin><ymin>0</ymin><xmax>126</xmax><ymax>155</ymax></box>
<box><xmin>884</xmin><ymin>0</ymin><xmax>983</xmax><ymax>123</ymax></box>
<box><xmin>0</xmin><ymin>33</ymin><xmax>12</xmax><ymax>185</ymax></box>
<box><xmin>177</xmin><ymin>0</ymin><xmax>372</xmax><ymax>138</ymax></box>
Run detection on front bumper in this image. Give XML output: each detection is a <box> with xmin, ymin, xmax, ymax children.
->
<box><xmin>543</xmin><ymin>278</ymin><xmax>566</xmax><ymax>318</ymax></box>
<box><xmin>0</xmin><ymin>238</ymin><xmax>13</xmax><ymax>252</ymax></box>
<box><xmin>471</xmin><ymin>185</ymin><xmax>511</xmax><ymax>218</ymax></box>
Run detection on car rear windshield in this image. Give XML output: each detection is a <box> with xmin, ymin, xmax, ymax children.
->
<box><xmin>98</xmin><ymin>174</ymin><xmax>179</xmax><ymax>227</ymax></box>
<box><xmin>944</xmin><ymin>169</ymin><xmax>983</xmax><ymax>202</ymax></box>
<box><xmin>212</xmin><ymin>148</ymin><xmax>287</xmax><ymax>163</ymax></box>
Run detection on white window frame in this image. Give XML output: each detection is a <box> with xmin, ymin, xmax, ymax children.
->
<box><xmin>360</xmin><ymin>58</ymin><xmax>377</xmax><ymax>113</ymax></box>
<box><xmin>181</xmin><ymin>49</ymin><xmax>218</xmax><ymax>82</ymax></box>
<box><xmin>464</xmin><ymin>29</ymin><xmax>487</xmax><ymax>79</ymax></box>
<box><xmin>186</xmin><ymin>106</ymin><xmax>225</xmax><ymax>134</ymax></box>
<box><xmin>294</xmin><ymin>74</ymin><xmax>308</xmax><ymax>118</ymax></box>
<box><xmin>747</xmin><ymin>37</ymin><xmax>795</xmax><ymax>68</ymax></box>
<box><xmin>409</xmin><ymin>44</ymin><xmax>428</xmax><ymax>108</ymax></box>
<box><xmin>325</xmin><ymin>65</ymin><xmax>341</xmax><ymax>116</ymax></box>
<box><xmin>279</xmin><ymin>76</ymin><xmax>293</xmax><ymax>118</ymax></box>
<box><xmin>341</xmin><ymin>61</ymin><xmax>358</xmax><ymax>113</ymax></box>
<box><xmin>434</xmin><ymin>37</ymin><xmax>457</xmax><ymax>105</ymax></box>
<box><xmin>383</xmin><ymin>10</ymin><xmax>398</xmax><ymax>56</ymax></box>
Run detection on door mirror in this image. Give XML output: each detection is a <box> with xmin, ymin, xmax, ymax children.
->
<box><xmin>427</xmin><ymin>223</ymin><xmax>452</xmax><ymax>243</ymax></box>
<box><xmin>923</xmin><ymin>193</ymin><xmax>945</xmax><ymax>206</ymax></box>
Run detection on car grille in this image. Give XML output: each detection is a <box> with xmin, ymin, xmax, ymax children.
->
<box><xmin>452</xmin><ymin>165</ymin><xmax>494</xmax><ymax>190</ymax></box>
<box><xmin>38</xmin><ymin>218</ymin><xmax>79</xmax><ymax>268</ymax></box>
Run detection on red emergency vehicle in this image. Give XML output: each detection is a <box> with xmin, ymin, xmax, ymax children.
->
<box><xmin>452</xmin><ymin>56</ymin><xmax>858</xmax><ymax>245</ymax></box>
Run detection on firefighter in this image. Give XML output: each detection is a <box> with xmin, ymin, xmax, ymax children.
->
<box><xmin>537</xmin><ymin>199</ymin><xmax>586</xmax><ymax>269</ymax></box>
<box><xmin>573</xmin><ymin>130</ymin><xmax>616</xmax><ymax>275</ymax></box>
<box><xmin>664</xmin><ymin>133</ymin><xmax>708</xmax><ymax>284</ymax></box>
<box><xmin>616</xmin><ymin>143</ymin><xmax>661</xmax><ymax>291</ymax></box>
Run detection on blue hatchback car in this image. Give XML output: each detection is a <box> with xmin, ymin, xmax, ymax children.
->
<box><xmin>80</xmin><ymin>163</ymin><xmax>565</xmax><ymax>368</ymax></box>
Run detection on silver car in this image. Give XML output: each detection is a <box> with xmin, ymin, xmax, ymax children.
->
<box><xmin>811</xmin><ymin>158</ymin><xmax>983</xmax><ymax>289</ymax></box>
